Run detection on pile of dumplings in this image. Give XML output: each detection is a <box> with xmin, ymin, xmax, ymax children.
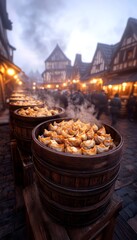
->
<box><xmin>38</xmin><ymin>119</ymin><xmax>116</xmax><ymax>155</ymax></box>
<box><xmin>18</xmin><ymin>106</ymin><xmax>59</xmax><ymax>117</ymax></box>
<box><xmin>10</xmin><ymin>99</ymin><xmax>43</xmax><ymax>106</ymax></box>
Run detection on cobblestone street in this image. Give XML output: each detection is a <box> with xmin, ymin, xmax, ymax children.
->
<box><xmin>101</xmin><ymin>114</ymin><xmax>137</xmax><ymax>237</ymax></box>
<box><xmin>0</xmin><ymin>110</ymin><xmax>137</xmax><ymax>239</ymax></box>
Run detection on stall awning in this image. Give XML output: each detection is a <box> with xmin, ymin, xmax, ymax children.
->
<box><xmin>104</xmin><ymin>72</ymin><xmax>137</xmax><ymax>86</ymax></box>
<box><xmin>0</xmin><ymin>55</ymin><xmax>21</xmax><ymax>73</ymax></box>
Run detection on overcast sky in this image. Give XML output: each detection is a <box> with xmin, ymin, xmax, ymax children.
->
<box><xmin>7</xmin><ymin>0</ymin><xmax>137</xmax><ymax>74</ymax></box>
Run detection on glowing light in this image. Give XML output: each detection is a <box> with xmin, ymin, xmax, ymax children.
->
<box><xmin>56</xmin><ymin>84</ymin><xmax>59</xmax><ymax>88</ymax></box>
<box><xmin>0</xmin><ymin>66</ymin><xmax>5</xmax><ymax>74</ymax></box>
<box><xmin>14</xmin><ymin>75</ymin><xmax>18</xmax><ymax>79</ymax></box>
<box><xmin>122</xmin><ymin>82</ymin><xmax>127</xmax><ymax>87</ymax></box>
<box><xmin>63</xmin><ymin>83</ymin><xmax>67</xmax><ymax>87</ymax></box>
<box><xmin>33</xmin><ymin>82</ymin><xmax>36</xmax><ymax>85</ymax></box>
<box><xmin>108</xmin><ymin>85</ymin><xmax>112</xmax><ymax>89</ymax></box>
<box><xmin>7</xmin><ymin>68</ymin><xmax>15</xmax><ymax>76</ymax></box>
<box><xmin>47</xmin><ymin>84</ymin><xmax>51</xmax><ymax>88</ymax></box>
<box><xmin>82</xmin><ymin>83</ymin><xmax>86</xmax><ymax>88</ymax></box>
<box><xmin>92</xmin><ymin>79</ymin><xmax>97</xmax><ymax>83</ymax></box>
<box><xmin>72</xmin><ymin>79</ymin><xmax>77</xmax><ymax>83</ymax></box>
<box><xmin>122</xmin><ymin>82</ymin><xmax>127</xmax><ymax>91</ymax></box>
<box><xmin>113</xmin><ymin>85</ymin><xmax>118</xmax><ymax>91</ymax></box>
<box><xmin>32</xmin><ymin>86</ymin><xmax>36</xmax><ymax>90</ymax></box>
<box><xmin>18</xmin><ymin>81</ymin><xmax>22</xmax><ymax>85</ymax></box>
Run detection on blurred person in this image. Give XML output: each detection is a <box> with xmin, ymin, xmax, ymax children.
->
<box><xmin>126</xmin><ymin>94</ymin><xmax>136</xmax><ymax>121</ymax></box>
<box><xmin>109</xmin><ymin>93</ymin><xmax>121</xmax><ymax>126</ymax></box>
<box><xmin>59</xmin><ymin>91</ymin><xmax>69</xmax><ymax>109</ymax></box>
<box><xmin>96</xmin><ymin>90</ymin><xmax>108</xmax><ymax>120</ymax></box>
<box><xmin>71</xmin><ymin>90</ymin><xmax>84</xmax><ymax>108</ymax></box>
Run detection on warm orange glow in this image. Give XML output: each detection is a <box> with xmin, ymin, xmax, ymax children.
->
<box><xmin>0</xmin><ymin>66</ymin><xmax>5</xmax><ymax>74</ymax></box>
<box><xmin>82</xmin><ymin>83</ymin><xmax>86</xmax><ymax>88</ymax></box>
<box><xmin>113</xmin><ymin>85</ymin><xmax>119</xmax><ymax>91</ymax></box>
<box><xmin>72</xmin><ymin>79</ymin><xmax>77</xmax><ymax>83</ymax></box>
<box><xmin>14</xmin><ymin>75</ymin><xmax>18</xmax><ymax>79</ymax></box>
<box><xmin>47</xmin><ymin>84</ymin><xmax>51</xmax><ymax>88</ymax></box>
<box><xmin>122</xmin><ymin>82</ymin><xmax>127</xmax><ymax>91</ymax></box>
<box><xmin>108</xmin><ymin>85</ymin><xmax>112</xmax><ymax>89</ymax></box>
<box><xmin>63</xmin><ymin>83</ymin><xmax>67</xmax><ymax>87</ymax></box>
<box><xmin>32</xmin><ymin>86</ymin><xmax>36</xmax><ymax>90</ymax></box>
<box><xmin>56</xmin><ymin>84</ymin><xmax>59</xmax><ymax>88</ymax></box>
<box><xmin>92</xmin><ymin>79</ymin><xmax>97</xmax><ymax>83</ymax></box>
<box><xmin>7</xmin><ymin>68</ymin><xmax>15</xmax><ymax>76</ymax></box>
<box><xmin>18</xmin><ymin>81</ymin><xmax>22</xmax><ymax>85</ymax></box>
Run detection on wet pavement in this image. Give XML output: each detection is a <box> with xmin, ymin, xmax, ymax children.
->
<box><xmin>0</xmin><ymin>109</ymin><xmax>137</xmax><ymax>239</ymax></box>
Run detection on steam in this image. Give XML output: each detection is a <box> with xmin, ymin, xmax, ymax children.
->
<box><xmin>10</xmin><ymin>0</ymin><xmax>68</xmax><ymax>59</ymax></box>
<box><xmin>39</xmin><ymin>92</ymin><xmax>101</xmax><ymax>126</ymax></box>
<box><xmin>65</xmin><ymin>101</ymin><xmax>101</xmax><ymax>126</ymax></box>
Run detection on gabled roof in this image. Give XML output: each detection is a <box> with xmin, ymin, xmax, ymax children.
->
<box><xmin>79</xmin><ymin>62</ymin><xmax>91</xmax><ymax>76</ymax></box>
<box><xmin>73</xmin><ymin>53</ymin><xmax>91</xmax><ymax>78</ymax></box>
<box><xmin>126</xmin><ymin>17</ymin><xmax>137</xmax><ymax>37</ymax></box>
<box><xmin>45</xmin><ymin>44</ymin><xmax>71</xmax><ymax>63</ymax></box>
<box><xmin>110</xmin><ymin>18</ymin><xmax>137</xmax><ymax>66</ymax></box>
<box><xmin>97</xmin><ymin>43</ymin><xmax>119</xmax><ymax>65</ymax></box>
<box><xmin>90</xmin><ymin>42</ymin><xmax>119</xmax><ymax>67</ymax></box>
<box><xmin>81</xmin><ymin>42</ymin><xmax>118</xmax><ymax>80</ymax></box>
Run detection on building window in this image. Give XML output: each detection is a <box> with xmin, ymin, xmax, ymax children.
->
<box><xmin>127</xmin><ymin>50</ymin><xmax>133</xmax><ymax>60</ymax></box>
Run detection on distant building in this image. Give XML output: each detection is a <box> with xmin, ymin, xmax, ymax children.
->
<box><xmin>42</xmin><ymin>44</ymin><xmax>71</xmax><ymax>89</ymax></box>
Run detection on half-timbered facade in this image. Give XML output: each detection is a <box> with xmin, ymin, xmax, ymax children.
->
<box><xmin>103</xmin><ymin>18</ymin><xmax>137</xmax><ymax>99</ymax></box>
<box><xmin>42</xmin><ymin>44</ymin><xmax>71</xmax><ymax>89</ymax></box>
<box><xmin>79</xmin><ymin>43</ymin><xmax>118</xmax><ymax>92</ymax></box>
<box><xmin>111</xmin><ymin>18</ymin><xmax>137</xmax><ymax>73</ymax></box>
<box><xmin>90</xmin><ymin>43</ymin><xmax>118</xmax><ymax>75</ymax></box>
<box><xmin>77</xmin><ymin>17</ymin><xmax>137</xmax><ymax>99</ymax></box>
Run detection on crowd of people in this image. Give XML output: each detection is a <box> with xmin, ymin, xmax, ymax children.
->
<box><xmin>36</xmin><ymin>88</ymin><xmax>137</xmax><ymax>126</ymax></box>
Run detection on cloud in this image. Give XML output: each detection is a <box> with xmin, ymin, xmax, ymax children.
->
<box><xmin>7</xmin><ymin>0</ymin><xmax>137</xmax><ymax>73</ymax></box>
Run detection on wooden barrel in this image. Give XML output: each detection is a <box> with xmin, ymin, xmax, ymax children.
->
<box><xmin>13</xmin><ymin>107</ymin><xmax>65</xmax><ymax>154</ymax></box>
<box><xmin>31</xmin><ymin>118</ymin><xmax>123</xmax><ymax>227</ymax></box>
<box><xmin>8</xmin><ymin>101</ymin><xmax>44</xmax><ymax>139</ymax></box>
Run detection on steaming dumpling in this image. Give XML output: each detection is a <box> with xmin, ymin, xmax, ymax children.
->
<box><xmin>103</xmin><ymin>134</ymin><xmax>112</xmax><ymax>140</ymax></box>
<box><xmin>104</xmin><ymin>139</ymin><xmax>114</xmax><ymax>148</ymax></box>
<box><xmin>48</xmin><ymin>140</ymin><xmax>64</xmax><ymax>152</ymax></box>
<box><xmin>56</xmin><ymin>127</ymin><xmax>62</xmax><ymax>135</ymax></box>
<box><xmin>38</xmin><ymin>136</ymin><xmax>51</xmax><ymax>145</ymax></box>
<box><xmin>48</xmin><ymin>123</ymin><xmax>58</xmax><ymax>131</ymax></box>
<box><xmin>61</xmin><ymin>129</ymin><xmax>71</xmax><ymax>138</ymax></box>
<box><xmin>52</xmin><ymin>134</ymin><xmax>65</xmax><ymax>144</ymax></box>
<box><xmin>65</xmin><ymin>146</ymin><xmax>82</xmax><ymax>154</ymax></box>
<box><xmin>80</xmin><ymin>139</ymin><xmax>95</xmax><ymax>149</ymax></box>
<box><xmin>78</xmin><ymin>132</ymin><xmax>87</xmax><ymax>141</ymax></box>
<box><xmin>94</xmin><ymin>134</ymin><xmax>106</xmax><ymax>144</ymax></box>
<box><xmin>82</xmin><ymin>146</ymin><xmax>97</xmax><ymax>155</ymax></box>
<box><xmin>68</xmin><ymin>127</ymin><xmax>78</xmax><ymax>136</ymax></box>
<box><xmin>97</xmin><ymin>126</ymin><xmax>106</xmax><ymax>135</ymax></box>
<box><xmin>65</xmin><ymin>137</ymin><xmax>82</xmax><ymax>147</ymax></box>
<box><xmin>43</xmin><ymin>129</ymin><xmax>52</xmax><ymax>137</ymax></box>
<box><xmin>92</xmin><ymin>124</ymin><xmax>99</xmax><ymax>132</ymax></box>
<box><xmin>96</xmin><ymin>143</ymin><xmax>109</xmax><ymax>153</ymax></box>
<box><xmin>86</xmin><ymin>128</ymin><xmax>94</xmax><ymax>139</ymax></box>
